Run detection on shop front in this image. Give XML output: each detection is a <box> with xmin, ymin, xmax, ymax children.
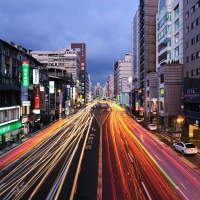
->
<box><xmin>0</xmin><ymin>121</ymin><xmax>22</xmax><ymax>149</ymax></box>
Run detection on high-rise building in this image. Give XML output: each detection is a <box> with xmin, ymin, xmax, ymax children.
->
<box><xmin>182</xmin><ymin>0</ymin><xmax>200</xmax><ymax>141</ymax></box>
<box><xmin>137</xmin><ymin>0</ymin><xmax>159</xmax><ymax>117</ymax></box>
<box><xmin>70</xmin><ymin>43</ymin><xmax>89</xmax><ymax>104</ymax></box>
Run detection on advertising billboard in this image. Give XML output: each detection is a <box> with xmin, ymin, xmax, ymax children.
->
<box><xmin>121</xmin><ymin>77</ymin><xmax>131</xmax><ymax>93</ymax></box>
<box><xmin>22</xmin><ymin>61</ymin><xmax>30</xmax><ymax>87</ymax></box>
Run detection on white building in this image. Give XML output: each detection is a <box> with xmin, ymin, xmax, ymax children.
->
<box><xmin>31</xmin><ymin>48</ymin><xmax>80</xmax><ymax>82</ymax></box>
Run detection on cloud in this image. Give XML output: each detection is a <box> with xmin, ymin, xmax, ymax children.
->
<box><xmin>0</xmin><ymin>0</ymin><xmax>138</xmax><ymax>85</ymax></box>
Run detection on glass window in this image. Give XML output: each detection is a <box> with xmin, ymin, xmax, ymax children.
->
<box><xmin>159</xmin><ymin>0</ymin><xmax>166</xmax><ymax>14</ymax></box>
<box><xmin>160</xmin><ymin>101</ymin><xmax>164</xmax><ymax>110</ymax></box>
<box><xmin>175</xmin><ymin>33</ymin><xmax>179</xmax><ymax>43</ymax></box>
<box><xmin>174</xmin><ymin>5</ymin><xmax>179</xmax><ymax>17</ymax></box>
<box><xmin>191</xmin><ymin>37</ymin><xmax>196</xmax><ymax>45</ymax></box>
<box><xmin>191</xmin><ymin>21</ymin><xmax>196</xmax><ymax>29</ymax></box>
<box><xmin>191</xmin><ymin>69</ymin><xmax>195</xmax><ymax>76</ymax></box>
<box><xmin>196</xmin><ymin>67</ymin><xmax>200</xmax><ymax>75</ymax></box>
<box><xmin>186</xmin><ymin>0</ymin><xmax>190</xmax><ymax>4</ymax></box>
<box><xmin>191</xmin><ymin>5</ymin><xmax>195</xmax><ymax>13</ymax></box>
<box><xmin>191</xmin><ymin>53</ymin><xmax>196</xmax><ymax>60</ymax></box>
<box><xmin>185</xmin><ymin>12</ymin><xmax>189</xmax><ymax>19</ymax></box>
<box><xmin>167</xmin><ymin>51</ymin><xmax>171</xmax><ymax>59</ymax></box>
<box><xmin>175</xmin><ymin>46</ymin><xmax>179</xmax><ymax>57</ymax></box>
<box><xmin>185</xmin><ymin>41</ymin><xmax>189</xmax><ymax>48</ymax></box>
<box><xmin>185</xmin><ymin>56</ymin><xmax>189</xmax><ymax>63</ymax></box>
<box><xmin>196</xmin><ymin>51</ymin><xmax>200</xmax><ymax>58</ymax></box>
<box><xmin>160</xmin><ymin>88</ymin><xmax>164</xmax><ymax>97</ymax></box>
<box><xmin>160</xmin><ymin>74</ymin><xmax>164</xmax><ymax>83</ymax></box>
<box><xmin>196</xmin><ymin>17</ymin><xmax>200</xmax><ymax>25</ymax></box>
<box><xmin>175</xmin><ymin>19</ymin><xmax>179</xmax><ymax>30</ymax></box>
<box><xmin>196</xmin><ymin>34</ymin><xmax>200</xmax><ymax>42</ymax></box>
<box><xmin>197</xmin><ymin>1</ymin><xmax>200</xmax><ymax>9</ymax></box>
<box><xmin>185</xmin><ymin>26</ymin><xmax>189</xmax><ymax>33</ymax></box>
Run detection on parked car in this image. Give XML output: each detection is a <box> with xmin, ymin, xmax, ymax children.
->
<box><xmin>147</xmin><ymin>123</ymin><xmax>157</xmax><ymax>131</ymax></box>
<box><xmin>173</xmin><ymin>142</ymin><xmax>197</xmax><ymax>155</ymax></box>
<box><xmin>135</xmin><ymin>118</ymin><xmax>143</xmax><ymax>123</ymax></box>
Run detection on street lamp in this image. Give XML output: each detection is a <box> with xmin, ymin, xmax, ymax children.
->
<box><xmin>176</xmin><ymin>115</ymin><xmax>185</xmax><ymax>141</ymax></box>
<box><xmin>58</xmin><ymin>89</ymin><xmax>62</xmax><ymax>119</ymax></box>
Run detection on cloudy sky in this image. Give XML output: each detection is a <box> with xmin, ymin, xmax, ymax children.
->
<box><xmin>0</xmin><ymin>0</ymin><xmax>139</xmax><ymax>85</ymax></box>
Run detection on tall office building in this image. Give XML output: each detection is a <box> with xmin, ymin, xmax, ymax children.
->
<box><xmin>182</xmin><ymin>0</ymin><xmax>200</xmax><ymax>141</ymax></box>
<box><xmin>70</xmin><ymin>43</ymin><xmax>89</xmax><ymax>103</ymax></box>
<box><xmin>136</xmin><ymin>0</ymin><xmax>159</xmax><ymax>117</ymax></box>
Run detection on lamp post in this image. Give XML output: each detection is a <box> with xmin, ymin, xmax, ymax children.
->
<box><xmin>177</xmin><ymin>115</ymin><xmax>185</xmax><ymax>141</ymax></box>
<box><xmin>58</xmin><ymin>89</ymin><xmax>62</xmax><ymax>119</ymax></box>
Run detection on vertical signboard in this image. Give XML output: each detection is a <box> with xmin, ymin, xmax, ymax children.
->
<box><xmin>40</xmin><ymin>86</ymin><xmax>45</xmax><ymax>111</ymax></box>
<box><xmin>45</xmin><ymin>93</ymin><xmax>50</xmax><ymax>115</ymax></box>
<box><xmin>49</xmin><ymin>81</ymin><xmax>54</xmax><ymax>93</ymax></box>
<box><xmin>33</xmin><ymin>69</ymin><xmax>39</xmax><ymax>84</ymax></box>
<box><xmin>22</xmin><ymin>61</ymin><xmax>30</xmax><ymax>87</ymax></box>
<box><xmin>135</xmin><ymin>92</ymin><xmax>139</xmax><ymax>111</ymax></box>
<box><xmin>34</xmin><ymin>85</ymin><xmax>40</xmax><ymax>109</ymax></box>
<box><xmin>66</xmin><ymin>88</ymin><xmax>70</xmax><ymax>100</ymax></box>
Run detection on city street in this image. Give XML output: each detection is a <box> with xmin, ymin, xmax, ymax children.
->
<box><xmin>1</xmin><ymin>103</ymin><xmax>200</xmax><ymax>200</ymax></box>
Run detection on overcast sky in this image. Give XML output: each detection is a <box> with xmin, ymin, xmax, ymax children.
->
<box><xmin>0</xmin><ymin>0</ymin><xmax>139</xmax><ymax>85</ymax></box>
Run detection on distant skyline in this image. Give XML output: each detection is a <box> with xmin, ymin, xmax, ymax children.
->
<box><xmin>0</xmin><ymin>0</ymin><xmax>139</xmax><ymax>85</ymax></box>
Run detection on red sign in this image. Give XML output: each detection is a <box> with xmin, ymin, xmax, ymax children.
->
<box><xmin>34</xmin><ymin>85</ymin><xmax>40</xmax><ymax>109</ymax></box>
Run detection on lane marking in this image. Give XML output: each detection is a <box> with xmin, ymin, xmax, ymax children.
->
<box><xmin>141</xmin><ymin>182</ymin><xmax>152</xmax><ymax>200</ymax></box>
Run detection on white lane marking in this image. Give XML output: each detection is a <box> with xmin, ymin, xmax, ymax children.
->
<box><xmin>141</xmin><ymin>182</ymin><xmax>152</xmax><ymax>200</ymax></box>
<box><xmin>128</xmin><ymin>153</ymin><xmax>133</xmax><ymax>162</ymax></box>
<box><xmin>178</xmin><ymin>189</ymin><xmax>189</xmax><ymax>200</ymax></box>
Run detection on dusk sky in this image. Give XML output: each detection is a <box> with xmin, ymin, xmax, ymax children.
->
<box><xmin>0</xmin><ymin>0</ymin><xmax>139</xmax><ymax>85</ymax></box>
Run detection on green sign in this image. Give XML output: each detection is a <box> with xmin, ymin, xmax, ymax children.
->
<box><xmin>0</xmin><ymin>121</ymin><xmax>22</xmax><ymax>135</ymax></box>
<box><xmin>22</xmin><ymin>61</ymin><xmax>30</xmax><ymax>87</ymax></box>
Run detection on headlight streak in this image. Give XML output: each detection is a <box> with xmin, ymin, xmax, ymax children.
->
<box><xmin>68</xmin><ymin>116</ymin><xmax>94</xmax><ymax>200</ymax></box>
<box><xmin>108</xmin><ymin>112</ymin><xmax>144</xmax><ymax>199</ymax></box>
<box><xmin>105</xmin><ymin>118</ymin><xmax>118</xmax><ymax>200</ymax></box>
<box><xmin>1</xmin><ymin>107</ymin><xmax>93</xmax><ymax>199</ymax></box>
<box><xmin>27</xmin><ymin>113</ymin><xmax>92</xmax><ymax>200</ymax></box>
<box><xmin>124</xmin><ymin>115</ymin><xmax>200</xmax><ymax>199</ymax></box>
<box><xmin>46</xmin><ymin>145</ymin><xmax>78</xmax><ymax>200</ymax></box>
<box><xmin>118</xmin><ymin>115</ymin><xmax>179</xmax><ymax>191</ymax></box>
<box><xmin>109</xmin><ymin>106</ymin><xmax>183</xmax><ymax>199</ymax></box>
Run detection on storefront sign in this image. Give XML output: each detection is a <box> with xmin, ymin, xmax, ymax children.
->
<box><xmin>22</xmin><ymin>61</ymin><xmax>30</xmax><ymax>87</ymax></box>
<box><xmin>34</xmin><ymin>85</ymin><xmax>40</xmax><ymax>109</ymax></box>
<box><xmin>33</xmin><ymin>69</ymin><xmax>39</xmax><ymax>84</ymax></box>
<box><xmin>22</xmin><ymin>101</ymin><xmax>30</xmax><ymax>106</ymax></box>
<box><xmin>0</xmin><ymin>121</ymin><xmax>22</xmax><ymax>135</ymax></box>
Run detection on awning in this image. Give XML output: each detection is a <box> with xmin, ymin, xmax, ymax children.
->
<box><xmin>0</xmin><ymin>84</ymin><xmax>21</xmax><ymax>91</ymax></box>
